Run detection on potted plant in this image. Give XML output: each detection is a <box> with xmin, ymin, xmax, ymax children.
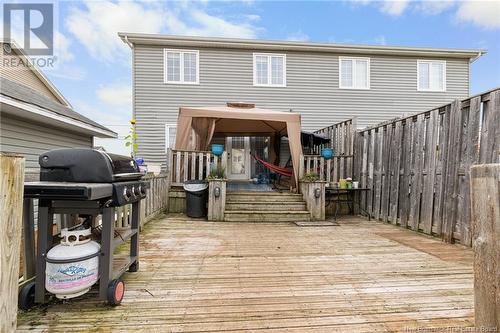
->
<box><xmin>300</xmin><ymin>172</ymin><xmax>320</xmax><ymax>182</ymax></box>
<box><xmin>207</xmin><ymin>164</ymin><xmax>226</xmax><ymax>180</ymax></box>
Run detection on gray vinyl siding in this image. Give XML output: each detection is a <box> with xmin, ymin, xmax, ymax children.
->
<box><xmin>0</xmin><ymin>114</ymin><xmax>93</xmax><ymax>180</ymax></box>
<box><xmin>133</xmin><ymin>44</ymin><xmax>469</xmax><ymax>166</ymax></box>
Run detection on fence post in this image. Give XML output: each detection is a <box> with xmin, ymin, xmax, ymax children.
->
<box><xmin>0</xmin><ymin>154</ymin><xmax>25</xmax><ymax>333</ymax></box>
<box><xmin>470</xmin><ymin>164</ymin><xmax>499</xmax><ymax>331</ymax></box>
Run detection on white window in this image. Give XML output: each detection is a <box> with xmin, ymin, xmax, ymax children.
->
<box><xmin>417</xmin><ymin>60</ymin><xmax>446</xmax><ymax>92</ymax></box>
<box><xmin>253</xmin><ymin>53</ymin><xmax>286</xmax><ymax>87</ymax></box>
<box><xmin>164</xmin><ymin>49</ymin><xmax>199</xmax><ymax>84</ymax></box>
<box><xmin>165</xmin><ymin>124</ymin><xmax>177</xmax><ymax>152</ymax></box>
<box><xmin>339</xmin><ymin>57</ymin><xmax>370</xmax><ymax>89</ymax></box>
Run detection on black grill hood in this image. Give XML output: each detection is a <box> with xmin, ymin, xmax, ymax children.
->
<box><xmin>39</xmin><ymin>148</ymin><xmax>142</xmax><ymax>183</ymax></box>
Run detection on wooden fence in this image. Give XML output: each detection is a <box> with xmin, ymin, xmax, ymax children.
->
<box><xmin>168</xmin><ymin>149</ymin><xmax>227</xmax><ymax>186</ymax></box>
<box><xmin>354</xmin><ymin>88</ymin><xmax>500</xmax><ymax>245</ymax></box>
<box><xmin>303</xmin><ymin>118</ymin><xmax>356</xmax><ymax>182</ymax></box>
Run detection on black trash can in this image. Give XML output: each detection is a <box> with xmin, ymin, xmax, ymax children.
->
<box><xmin>183</xmin><ymin>180</ymin><xmax>208</xmax><ymax>218</ymax></box>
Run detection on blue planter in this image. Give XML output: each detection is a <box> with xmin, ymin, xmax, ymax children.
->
<box><xmin>211</xmin><ymin>144</ymin><xmax>224</xmax><ymax>156</ymax></box>
<box><xmin>321</xmin><ymin>148</ymin><xmax>334</xmax><ymax>160</ymax></box>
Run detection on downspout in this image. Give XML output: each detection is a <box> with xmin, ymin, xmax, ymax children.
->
<box><xmin>468</xmin><ymin>51</ymin><xmax>485</xmax><ymax>95</ymax></box>
<box><xmin>123</xmin><ymin>35</ymin><xmax>134</xmax><ymax>49</ymax></box>
<box><xmin>470</xmin><ymin>51</ymin><xmax>484</xmax><ymax>64</ymax></box>
<box><xmin>124</xmin><ymin>35</ymin><xmax>136</xmax><ymax>156</ymax></box>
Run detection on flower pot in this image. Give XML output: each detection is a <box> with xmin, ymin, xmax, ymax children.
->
<box><xmin>211</xmin><ymin>144</ymin><xmax>224</xmax><ymax>157</ymax></box>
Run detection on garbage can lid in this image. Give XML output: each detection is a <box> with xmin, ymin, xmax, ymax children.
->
<box><xmin>183</xmin><ymin>180</ymin><xmax>208</xmax><ymax>192</ymax></box>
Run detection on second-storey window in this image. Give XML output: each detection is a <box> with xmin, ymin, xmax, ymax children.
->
<box><xmin>417</xmin><ymin>60</ymin><xmax>446</xmax><ymax>92</ymax></box>
<box><xmin>164</xmin><ymin>49</ymin><xmax>199</xmax><ymax>84</ymax></box>
<box><xmin>253</xmin><ymin>53</ymin><xmax>286</xmax><ymax>87</ymax></box>
<box><xmin>339</xmin><ymin>57</ymin><xmax>370</xmax><ymax>89</ymax></box>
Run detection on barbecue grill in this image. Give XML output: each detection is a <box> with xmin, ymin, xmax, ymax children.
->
<box><xmin>21</xmin><ymin>148</ymin><xmax>146</xmax><ymax>308</ymax></box>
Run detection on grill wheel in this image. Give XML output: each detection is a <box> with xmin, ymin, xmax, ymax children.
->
<box><xmin>107</xmin><ymin>279</ymin><xmax>125</xmax><ymax>306</ymax></box>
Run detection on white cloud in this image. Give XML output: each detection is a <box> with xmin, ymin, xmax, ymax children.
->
<box><xmin>97</xmin><ymin>83</ymin><xmax>132</xmax><ymax>107</ymax></box>
<box><xmin>54</xmin><ymin>31</ymin><xmax>74</xmax><ymax>63</ymax></box>
<box><xmin>187</xmin><ymin>9</ymin><xmax>257</xmax><ymax>38</ymax></box>
<box><xmin>380</xmin><ymin>0</ymin><xmax>410</xmax><ymax>16</ymax></box>
<box><xmin>245</xmin><ymin>14</ymin><xmax>261</xmax><ymax>22</ymax></box>
<box><xmin>416</xmin><ymin>1</ymin><xmax>456</xmax><ymax>15</ymax></box>
<box><xmin>346</xmin><ymin>0</ymin><xmax>410</xmax><ymax>16</ymax></box>
<box><xmin>66</xmin><ymin>1</ymin><xmax>260</xmax><ymax>63</ymax></box>
<box><xmin>286</xmin><ymin>31</ymin><xmax>310</xmax><ymax>42</ymax></box>
<box><xmin>456</xmin><ymin>0</ymin><xmax>500</xmax><ymax>29</ymax></box>
<box><xmin>66</xmin><ymin>1</ymin><xmax>166</xmax><ymax>62</ymax></box>
<box><xmin>348</xmin><ymin>0</ymin><xmax>499</xmax><ymax>29</ymax></box>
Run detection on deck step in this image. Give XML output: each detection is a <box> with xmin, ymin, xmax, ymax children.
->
<box><xmin>224</xmin><ymin>191</ymin><xmax>310</xmax><ymax>222</ymax></box>
<box><xmin>226</xmin><ymin>193</ymin><xmax>304</xmax><ymax>202</ymax></box>
<box><xmin>224</xmin><ymin>210</ymin><xmax>311</xmax><ymax>222</ymax></box>
<box><xmin>225</xmin><ymin>201</ymin><xmax>307</xmax><ymax>211</ymax></box>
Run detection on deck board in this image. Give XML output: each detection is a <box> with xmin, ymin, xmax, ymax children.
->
<box><xmin>17</xmin><ymin>215</ymin><xmax>474</xmax><ymax>332</ymax></box>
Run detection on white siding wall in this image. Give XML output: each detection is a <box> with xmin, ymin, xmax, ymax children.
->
<box><xmin>133</xmin><ymin>45</ymin><xmax>469</xmax><ymax>166</ymax></box>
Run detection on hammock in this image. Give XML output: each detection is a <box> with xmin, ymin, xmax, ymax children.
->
<box><xmin>251</xmin><ymin>154</ymin><xmax>293</xmax><ymax>178</ymax></box>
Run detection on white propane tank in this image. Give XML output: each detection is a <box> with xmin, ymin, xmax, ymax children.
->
<box><xmin>46</xmin><ymin>228</ymin><xmax>100</xmax><ymax>299</ymax></box>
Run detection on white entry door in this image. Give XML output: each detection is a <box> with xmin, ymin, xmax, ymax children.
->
<box><xmin>226</xmin><ymin>137</ymin><xmax>250</xmax><ymax>180</ymax></box>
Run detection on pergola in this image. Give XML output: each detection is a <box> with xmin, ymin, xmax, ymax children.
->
<box><xmin>174</xmin><ymin>103</ymin><xmax>302</xmax><ymax>186</ymax></box>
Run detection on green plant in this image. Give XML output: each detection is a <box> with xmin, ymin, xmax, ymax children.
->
<box><xmin>125</xmin><ymin>119</ymin><xmax>138</xmax><ymax>157</ymax></box>
<box><xmin>207</xmin><ymin>164</ymin><xmax>226</xmax><ymax>180</ymax></box>
<box><xmin>300</xmin><ymin>172</ymin><xmax>320</xmax><ymax>182</ymax></box>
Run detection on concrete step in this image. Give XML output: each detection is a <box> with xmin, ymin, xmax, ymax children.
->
<box><xmin>224</xmin><ymin>210</ymin><xmax>311</xmax><ymax>222</ymax></box>
<box><xmin>225</xmin><ymin>201</ymin><xmax>307</xmax><ymax>211</ymax></box>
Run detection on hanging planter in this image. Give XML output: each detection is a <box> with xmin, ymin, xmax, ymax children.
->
<box><xmin>211</xmin><ymin>144</ymin><xmax>224</xmax><ymax>156</ymax></box>
<box><xmin>321</xmin><ymin>148</ymin><xmax>334</xmax><ymax>160</ymax></box>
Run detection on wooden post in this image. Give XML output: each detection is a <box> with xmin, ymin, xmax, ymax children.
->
<box><xmin>300</xmin><ymin>181</ymin><xmax>326</xmax><ymax>221</ymax></box>
<box><xmin>470</xmin><ymin>164</ymin><xmax>499</xmax><ymax>331</ymax></box>
<box><xmin>0</xmin><ymin>154</ymin><xmax>25</xmax><ymax>333</ymax></box>
<box><xmin>208</xmin><ymin>179</ymin><xmax>226</xmax><ymax>221</ymax></box>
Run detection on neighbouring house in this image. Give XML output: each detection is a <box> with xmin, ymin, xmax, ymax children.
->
<box><xmin>119</xmin><ymin>33</ymin><xmax>484</xmax><ymax>181</ymax></box>
<box><xmin>0</xmin><ymin>42</ymin><xmax>117</xmax><ymax>180</ymax></box>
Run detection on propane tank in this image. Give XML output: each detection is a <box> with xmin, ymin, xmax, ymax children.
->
<box><xmin>46</xmin><ymin>228</ymin><xmax>100</xmax><ymax>299</ymax></box>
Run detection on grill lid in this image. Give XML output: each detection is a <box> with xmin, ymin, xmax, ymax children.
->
<box><xmin>39</xmin><ymin>148</ymin><xmax>142</xmax><ymax>183</ymax></box>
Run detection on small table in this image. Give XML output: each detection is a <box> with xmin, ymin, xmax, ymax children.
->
<box><xmin>325</xmin><ymin>187</ymin><xmax>371</xmax><ymax>221</ymax></box>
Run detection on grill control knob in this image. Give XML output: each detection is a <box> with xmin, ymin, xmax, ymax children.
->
<box><xmin>140</xmin><ymin>185</ymin><xmax>146</xmax><ymax>196</ymax></box>
<box><xmin>133</xmin><ymin>186</ymin><xmax>141</xmax><ymax>196</ymax></box>
<box><xmin>123</xmin><ymin>187</ymin><xmax>132</xmax><ymax>201</ymax></box>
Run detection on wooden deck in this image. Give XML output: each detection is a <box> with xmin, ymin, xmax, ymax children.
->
<box><xmin>18</xmin><ymin>215</ymin><xmax>474</xmax><ymax>332</ymax></box>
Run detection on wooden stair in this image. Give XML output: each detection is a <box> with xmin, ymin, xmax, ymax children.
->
<box><xmin>224</xmin><ymin>192</ymin><xmax>310</xmax><ymax>222</ymax></box>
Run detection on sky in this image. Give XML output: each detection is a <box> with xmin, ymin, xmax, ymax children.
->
<box><xmin>3</xmin><ymin>0</ymin><xmax>500</xmax><ymax>155</ymax></box>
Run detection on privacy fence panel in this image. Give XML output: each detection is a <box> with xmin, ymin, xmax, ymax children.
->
<box><xmin>313</xmin><ymin>118</ymin><xmax>357</xmax><ymax>182</ymax></box>
<box><xmin>355</xmin><ymin>88</ymin><xmax>500</xmax><ymax>246</ymax></box>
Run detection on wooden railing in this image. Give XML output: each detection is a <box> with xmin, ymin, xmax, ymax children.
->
<box><xmin>299</xmin><ymin>154</ymin><xmax>353</xmax><ymax>183</ymax></box>
<box><xmin>354</xmin><ymin>88</ymin><xmax>500</xmax><ymax>245</ymax></box>
<box><xmin>168</xmin><ymin>149</ymin><xmax>227</xmax><ymax>186</ymax></box>
<box><xmin>113</xmin><ymin>173</ymin><xmax>169</xmax><ymax>227</ymax></box>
